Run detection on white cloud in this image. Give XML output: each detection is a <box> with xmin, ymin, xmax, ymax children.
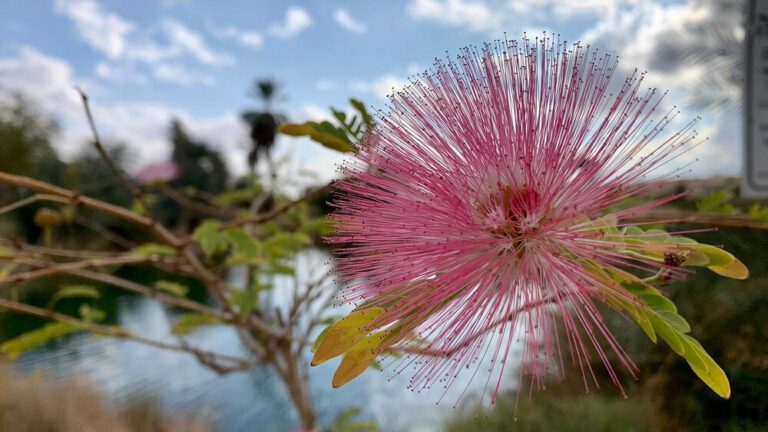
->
<box><xmin>292</xmin><ymin>103</ymin><xmax>332</xmax><ymax>123</ymax></box>
<box><xmin>153</xmin><ymin>63</ymin><xmax>214</xmax><ymax>86</ymax></box>
<box><xmin>406</xmin><ymin>0</ymin><xmax>501</xmax><ymax>33</ymax></box>
<box><xmin>575</xmin><ymin>0</ymin><xmax>740</xmax><ymax>177</ymax></box>
<box><xmin>333</xmin><ymin>9</ymin><xmax>367</xmax><ymax>34</ymax></box>
<box><xmin>350</xmin><ymin>74</ymin><xmax>409</xmax><ymax>100</ymax></box>
<box><xmin>316</xmin><ymin>79</ymin><xmax>336</xmax><ymax>92</ymax></box>
<box><xmin>95</xmin><ymin>62</ymin><xmax>147</xmax><ymax>84</ymax></box>
<box><xmin>55</xmin><ymin>0</ymin><xmax>232</xmax><ymax>85</ymax></box>
<box><xmin>55</xmin><ymin>0</ymin><xmax>134</xmax><ymax>59</ymax></box>
<box><xmin>160</xmin><ymin>19</ymin><xmax>233</xmax><ymax>66</ymax></box>
<box><xmin>210</xmin><ymin>24</ymin><xmax>263</xmax><ymax>49</ymax></box>
<box><xmin>0</xmin><ymin>47</ymin><xmax>339</xmax><ymax>185</ymax></box>
<box><xmin>268</xmin><ymin>7</ymin><xmax>312</xmax><ymax>39</ymax></box>
<box><xmin>0</xmin><ymin>47</ymin><xmax>82</xmax><ymax>119</ymax></box>
<box><xmin>509</xmin><ymin>0</ymin><xmax>640</xmax><ymax>18</ymax></box>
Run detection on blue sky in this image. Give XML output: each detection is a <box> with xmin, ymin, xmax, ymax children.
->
<box><xmin>0</xmin><ymin>0</ymin><xmax>742</xmax><ymax>187</ymax></box>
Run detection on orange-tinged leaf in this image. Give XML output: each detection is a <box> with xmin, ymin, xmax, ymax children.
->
<box><xmin>332</xmin><ymin>332</ymin><xmax>387</xmax><ymax>388</ymax></box>
<box><xmin>311</xmin><ymin>307</ymin><xmax>384</xmax><ymax>366</ymax></box>
<box><xmin>310</xmin><ymin>133</ymin><xmax>355</xmax><ymax>153</ymax></box>
<box><xmin>708</xmin><ymin>258</ymin><xmax>749</xmax><ymax>280</ymax></box>
<box><xmin>279</xmin><ymin>123</ymin><xmax>315</xmax><ymax>136</ymax></box>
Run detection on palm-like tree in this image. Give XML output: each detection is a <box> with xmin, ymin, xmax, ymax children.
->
<box><xmin>241</xmin><ymin>79</ymin><xmax>286</xmax><ymax>178</ymax></box>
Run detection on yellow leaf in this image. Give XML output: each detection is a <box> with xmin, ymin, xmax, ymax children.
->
<box><xmin>708</xmin><ymin>258</ymin><xmax>749</xmax><ymax>280</ymax></box>
<box><xmin>332</xmin><ymin>332</ymin><xmax>387</xmax><ymax>388</ymax></box>
<box><xmin>311</xmin><ymin>133</ymin><xmax>355</xmax><ymax>153</ymax></box>
<box><xmin>311</xmin><ymin>307</ymin><xmax>384</xmax><ymax>366</ymax></box>
<box><xmin>279</xmin><ymin>123</ymin><xmax>315</xmax><ymax>136</ymax></box>
<box><xmin>682</xmin><ymin>335</ymin><xmax>731</xmax><ymax>399</ymax></box>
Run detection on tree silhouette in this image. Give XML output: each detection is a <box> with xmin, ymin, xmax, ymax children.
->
<box><xmin>241</xmin><ymin>79</ymin><xmax>286</xmax><ymax>178</ymax></box>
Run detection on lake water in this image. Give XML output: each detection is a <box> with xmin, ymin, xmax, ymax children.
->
<box><xmin>13</xmin><ymin>251</ymin><xmax>518</xmax><ymax>432</ymax></box>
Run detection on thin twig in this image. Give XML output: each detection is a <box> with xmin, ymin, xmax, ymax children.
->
<box><xmin>391</xmin><ymin>297</ymin><xmax>555</xmax><ymax>358</ymax></box>
<box><xmin>158</xmin><ymin>183</ymin><xmax>238</xmax><ymax>219</ymax></box>
<box><xmin>0</xmin><ymin>297</ymin><xmax>252</xmax><ymax>371</ymax></box>
<box><xmin>74</xmin><ymin>87</ymin><xmax>149</xmax><ymax>211</ymax></box>
<box><xmin>220</xmin><ymin>182</ymin><xmax>333</xmax><ymax>230</ymax></box>
<box><xmin>626</xmin><ymin>211</ymin><xmax>768</xmax><ymax>230</ymax></box>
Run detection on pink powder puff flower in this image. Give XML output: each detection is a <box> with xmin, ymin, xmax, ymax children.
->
<box><xmin>315</xmin><ymin>35</ymin><xmax>746</xmax><ymax>403</ymax></box>
<box><xmin>135</xmin><ymin>161</ymin><xmax>181</xmax><ymax>184</ymax></box>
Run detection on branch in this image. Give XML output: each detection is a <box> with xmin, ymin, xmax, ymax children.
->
<box><xmin>75</xmin><ymin>87</ymin><xmax>150</xmax><ymax>212</ymax></box>
<box><xmin>390</xmin><ymin>296</ymin><xmax>555</xmax><ymax>358</ymax></box>
<box><xmin>220</xmin><ymin>182</ymin><xmax>333</xmax><ymax>230</ymax></box>
<box><xmin>0</xmin><ymin>171</ymin><xmax>181</xmax><ymax>247</ymax></box>
<box><xmin>158</xmin><ymin>183</ymin><xmax>238</xmax><ymax>219</ymax></box>
<box><xmin>626</xmin><ymin>211</ymin><xmax>768</xmax><ymax>230</ymax></box>
<box><xmin>0</xmin><ymin>297</ymin><xmax>253</xmax><ymax>372</ymax></box>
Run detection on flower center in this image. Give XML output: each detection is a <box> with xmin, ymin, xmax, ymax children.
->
<box><xmin>474</xmin><ymin>185</ymin><xmax>542</xmax><ymax>256</ymax></box>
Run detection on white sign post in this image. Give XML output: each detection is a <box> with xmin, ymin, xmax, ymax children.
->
<box><xmin>744</xmin><ymin>0</ymin><xmax>768</xmax><ymax>197</ymax></box>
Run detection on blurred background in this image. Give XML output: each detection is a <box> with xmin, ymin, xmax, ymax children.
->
<box><xmin>0</xmin><ymin>0</ymin><xmax>765</xmax><ymax>431</ymax></box>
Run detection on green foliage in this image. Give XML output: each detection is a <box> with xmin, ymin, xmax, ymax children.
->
<box><xmin>192</xmin><ymin>220</ymin><xmax>229</xmax><ymax>257</ymax></box>
<box><xmin>747</xmin><ymin>203</ymin><xmax>768</xmax><ymax>223</ymax></box>
<box><xmin>171</xmin><ymin>313</ymin><xmax>223</xmax><ymax>335</ymax></box>
<box><xmin>279</xmin><ymin>98</ymin><xmax>374</xmax><ymax>153</ymax></box>
<box><xmin>154</xmin><ymin>280</ymin><xmax>189</xmax><ymax>297</ymax></box>
<box><xmin>130</xmin><ymin>243</ymin><xmax>177</xmax><ymax>257</ymax></box>
<box><xmin>230</xmin><ymin>286</ymin><xmax>261</xmax><ymax>316</ymax></box>
<box><xmin>0</xmin><ymin>322</ymin><xmax>83</xmax><ymax>360</ymax></box>
<box><xmin>446</xmin><ymin>392</ymin><xmax>657</xmax><ymax>432</ymax></box>
<box><xmin>696</xmin><ymin>190</ymin><xmax>737</xmax><ymax>214</ymax></box>
<box><xmin>331</xmin><ymin>407</ymin><xmax>379</xmax><ymax>432</ymax></box>
<box><xmin>46</xmin><ymin>284</ymin><xmax>100</xmax><ymax>310</ymax></box>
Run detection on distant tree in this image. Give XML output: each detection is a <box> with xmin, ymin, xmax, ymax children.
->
<box><xmin>241</xmin><ymin>79</ymin><xmax>287</xmax><ymax>178</ymax></box>
<box><xmin>169</xmin><ymin>118</ymin><xmax>229</xmax><ymax>195</ymax></box>
<box><xmin>0</xmin><ymin>94</ymin><xmax>63</xmax><ymax>181</ymax></box>
<box><xmin>0</xmin><ymin>95</ymin><xmax>65</xmax><ymax>241</ymax></box>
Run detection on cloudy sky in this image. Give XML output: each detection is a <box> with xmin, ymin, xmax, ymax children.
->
<box><xmin>0</xmin><ymin>0</ymin><xmax>743</xmax><ymax>185</ymax></box>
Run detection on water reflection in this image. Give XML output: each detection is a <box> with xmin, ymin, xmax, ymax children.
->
<box><xmin>13</xmin><ymin>249</ymin><xmax>518</xmax><ymax>431</ymax></box>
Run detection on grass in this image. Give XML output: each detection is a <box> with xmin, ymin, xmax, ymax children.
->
<box><xmin>0</xmin><ymin>363</ymin><xmax>214</xmax><ymax>432</ymax></box>
<box><xmin>445</xmin><ymin>390</ymin><xmax>657</xmax><ymax>432</ymax></box>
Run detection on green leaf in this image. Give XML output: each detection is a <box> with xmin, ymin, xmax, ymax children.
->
<box><xmin>658</xmin><ymin>310</ymin><xmax>691</xmax><ymax>333</ymax></box>
<box><xmin>687</xmin><ymin>244</ymin><xmax>735</xmax><ymax>267</ymax></box>
<box><xmin>78</xmin><ymin>304</ymin><xmax>106</xmax><ymax>322</ymax></box>
<box><xmin>623</xmin><ymin>281</ymin><xmax>677</xmax><ymax>313</ymax></box>
<box><xmin>1</xmin><ymin>322</ymin><xmax>83</xmax><ymax>359</ymax></box>
<box><xmin>225</xmin><ymin>228</ymin><xmax>262</xmax><ymax>265</ymax></box>
<box><xmin>192</xmin><ymin>220</ymin><xmax>229</xmax><ymax>257</ymax></box>
<box><xmin>230</xmin><ymin>288</ymin><xmax>260</xmax><ymax>315</ymax></box>
<box><xmin>618</xmin><ymin>279</ymin><xmax>730</xmax><ymax>399</ymax></box>
<box><xmin>312</xmin><ymin>307</ymin><xmax>385</xmax><ymax>366</ymax></box>
<box><xmin>648</xmin><ymin>313</ymin><xmax>685</xmax><ymax>355</ymax></box>
<box><xmin>171</xmin><ymin>313</ymin><xmax>223</xmax><ymax>335</ymax></box>
<box><xmin>154</xmin><ymin>280</ymin><xmax>189</xmax><ymax>297</ymax></box>
<box><xmin>47</xmin><ymin>285</ymin><xmax>100</xmax><ymax>310</ymax></box>
<box><xmin>131</xmin><ymin>243</ymin><xmax>177</xmax><ymax>257</ymax></box>
<box><xmin>350</xmin><ymin>98</ymin><xmax>374</xmax><ymax>128</ymax></box>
